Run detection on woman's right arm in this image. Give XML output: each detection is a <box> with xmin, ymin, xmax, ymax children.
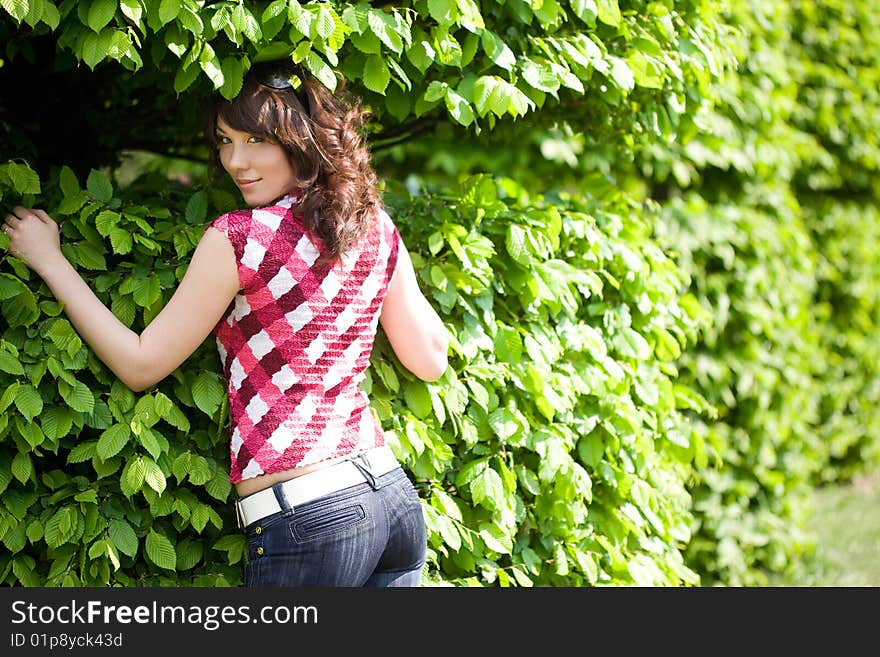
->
<box><xmin>5</xmin><ymin>206</ymin><xmax>239</xmax><ymax>392</ymax></box>
<box><xmin>379</xmin><ymin>242</ymin><xmax>449</xmax><ymax>381</ymax></box>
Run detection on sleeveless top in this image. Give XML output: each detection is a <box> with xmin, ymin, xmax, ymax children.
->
<box><xmin>209</xmin><ymin>193</ymin><xmax>400</xmax><ymax>484</ymax></box>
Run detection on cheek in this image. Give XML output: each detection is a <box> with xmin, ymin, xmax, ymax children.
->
<box><xmin>218</xmin><ymin>150</ymin><xmax>232</xmax><ymax>172</ymax></box>
<box><xmin>274</xmin><ymin>154</ymin><xmax>297</xmax><ymax>182</ymax></box>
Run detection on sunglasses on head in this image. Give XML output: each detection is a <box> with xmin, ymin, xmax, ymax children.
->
<box><xmin>255</xmin><ymin>66</ymin><xmax>304</xmax><ymax>91</ymax></box>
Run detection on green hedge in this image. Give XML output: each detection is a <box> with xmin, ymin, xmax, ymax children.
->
<box><xmin>0</xmin><ymin>164</ymin><xmax>709</xmax><ymax>586</ymax></box>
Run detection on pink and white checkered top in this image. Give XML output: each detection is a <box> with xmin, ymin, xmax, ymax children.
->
<box><xmin>210</xmin><ymin>193</ymin><xmax>400</xmax><ymax>484</ymax></box>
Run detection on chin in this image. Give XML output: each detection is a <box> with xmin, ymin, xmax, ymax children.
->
<box><xmin>241</xmin><ymin>191</ymin><xmax>267</xmax><ymax>207</ymax></box>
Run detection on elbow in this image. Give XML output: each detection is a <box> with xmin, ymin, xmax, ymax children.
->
<box><xmin>115</xmin><ymin>363</ymin><xmax>163</xmax><ymax>393</ymax></box>
<box><xmin>415</xmin><ymin>334</ymin><xmax>450</xmax><ymax>382</ymax></box>
<box><xmin>416</xmin><ymin>360</ymin><xmax>447</xmax><ymax>383</ymax></box>
<box><xmin>120</xmin><ymin>375</ymin><xmax>154</xmax><ymax>393</ymax></box>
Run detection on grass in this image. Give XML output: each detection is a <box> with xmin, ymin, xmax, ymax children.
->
<box><xmin>775</xmin><ymin>471</ymin><xmax>880</xmax><ymax>586</ymax></box>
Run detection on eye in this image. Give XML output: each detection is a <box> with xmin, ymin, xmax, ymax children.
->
<box><xmin>248</xmin><ymin>136</ymin><xmax>264</xmax><ymax>144</ymax></box>
<box><xmin>216</xmin><ymin>135</ymin><xmax>231</xmax><ymax>145</ymax></box>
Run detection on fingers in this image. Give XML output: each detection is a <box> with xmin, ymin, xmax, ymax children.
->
<box><xmin>11</xmin><ymin>206</ymin><xmax>32</xmax><ymax>220</ymax></box>
<box><xmin>33</xmin><ymin>209</ymin><xmax>54</xmax><ymax>224</ymax></box>
<box><xmin>5</xmin><ymin>207</ymin><xmax>52</xmax><ymax>230</ymax></box>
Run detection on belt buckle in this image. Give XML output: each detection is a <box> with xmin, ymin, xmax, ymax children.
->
<box><xmin>235</xmin><ymin>500</ymin><xmax>243</xmax><ymax>530</ymax></box>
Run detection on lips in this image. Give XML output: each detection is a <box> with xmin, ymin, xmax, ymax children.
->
<box><xmin>237</xmin><ymin>179</ymin><xmax>260</xmax><ymax>188</ymax></box>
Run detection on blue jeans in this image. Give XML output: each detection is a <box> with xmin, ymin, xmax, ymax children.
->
<box><xmin>243</xmin><ymin>466</ymin><xmax>427</xmax><ymax>587</ymax></box>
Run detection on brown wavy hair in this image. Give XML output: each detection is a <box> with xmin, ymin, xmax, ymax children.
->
<box><xmin>207</xmin><ymin>65</ymin><xmax>382</xmax><ymax>261</ymax></box>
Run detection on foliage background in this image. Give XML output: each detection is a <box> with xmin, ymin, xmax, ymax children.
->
<box><xmin>0</xmin><ymin>0</ymin><xmax>877</xmax><ymax>586</ymax></box>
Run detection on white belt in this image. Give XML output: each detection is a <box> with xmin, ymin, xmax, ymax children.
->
<box><xmin>235</xmin><ymin>446</ymin><xmax>399</xmax><ymax>529</ymax></box>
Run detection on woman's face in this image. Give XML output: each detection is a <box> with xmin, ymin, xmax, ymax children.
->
<box><xmin>215</xmin><ymin>116</ymin><xmax>298</xmax><ymax>207</ymax></box>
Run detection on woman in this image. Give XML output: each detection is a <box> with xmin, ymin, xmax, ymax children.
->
<box><xmin>3</xmin><ymin>64</ymin><xmax>449</xmax><ymax>587</ymax></box>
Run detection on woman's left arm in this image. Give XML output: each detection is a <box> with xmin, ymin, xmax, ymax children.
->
<box><xmin>4</xmin><ymin>206</ymin><xmax>239</xmax><ymax>392</ymax></box>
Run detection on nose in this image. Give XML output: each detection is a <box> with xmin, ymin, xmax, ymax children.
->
<box><xmin>223</xmin><ymin>143</ymin><xmax>249</xmax><ymax>172</ymax></box>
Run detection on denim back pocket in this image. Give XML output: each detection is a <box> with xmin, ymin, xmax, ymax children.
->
<box><xmin>290</xmin><ymin>501</ymin><xmax>367</xmax><ymax>543</ymax></box>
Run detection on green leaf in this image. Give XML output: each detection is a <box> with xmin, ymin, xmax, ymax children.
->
<box><xmin>119</xmin><ymin>0</ymin><xmax>143</xmax><ymax>28</ymax></box>
<box><xmin>577</xmin><ymin>434</ymin><xmax>604</xmax><ymax>467</ymax></box>
<box><xmin>143</xmin><ymin>457</ymin><xmax>166</xmax><ymax>494</ymax></box>
<box><xmin>445</xmin><ymin>87</ymin><xmax>474</xmax><ymax>126</ymax></box>
<box><xmin>231</xmin><ymin>3</ymin><xmax>260</xmax><ymax>42</ymax></box>
<box><xmin>313</xmin><ymin>4</ymin><xmax>336</xmax><ymax>40</ymax></box>
<box><xmin>11</xmin><ymin>451</ymin><xmax>33</xmax><ymax>484</ymax></box>
<box><xmin>26</xmin><ymin>520</ymin><xmax>43</xmax><ymax>543</ymax></box>
<box><xmin>363</xmin><ymin>54</ymin><xmax>390</xmax><ymax>94</ymax></box>
<box><xmin>473</xmin><ymin>75</ymin><xmax>503</xmax><ymax>116</ymax></box>
<box><xmin>0</xmin><ymin>348</ymin><xmax>24</xmax><ymax>375</ymax></box>
<box><xmin>1</xmin><ymin>162</ymin><xmax>40</xmax><ymax>194</ymax></box>
<box><xmin>188</xmin><ymin>455</ymin><xmax>212</xmax><ymax>486</ymax></box>
<box><xmin>212</xmin><ymin>534</ymin><xmax>246</xmax><ymax>565</ymax></box>
<box><xmin>1</xmin><ymin>284</ymin><xmax>39</xmax><ymax>327</ymax></box>
<box><xmin>108</xmin><ymin>226</ymin><xmax>133</xmax><ymax>254</ymax></box>
<box><xmin>74</xmin><ymin>241</ymin><xmax>107</xmax><ymax>270</ymax></box>
<box><xmin>86</xmin><ymin>170</ymin><xmax>113</xmax><ymax>203</ymax></box>
<box><xmin>481</xmin><ymin>31</ymin><xmax>515</xmax><ymax>71</ymax></box>
<box><xmin>427</xmin><ymin>0</ymin><xmax>455</xmax><ymax>25</ymax></box>
<box><xmin>178</xmin><ymin>3</ymin><xmax>203</xmax><ymax>34</ymax></box>
<box><xmin>158</xmin><ymin>0</ymin><xmax>180</xmax><ymax>25</ymax></box>
<box><xmin>493</xmin><ymin>325</ymin><xmax>522</xmax><ymax>363</ymax></box>
<box><xmin>67</xmin><ymin>441</ymin><xmax>97</xmax><ymax>464</ymax></box>
<box><xmin>174</xmin><ymin>58</ymin><xmax>201</xmax><ymax>93</ymax></box>
<box><xmin>97</xmin><ymin>423</ymin><xmax>131</xmax><ymax>460</ymax></box>
<box><xmin>488</xmin><ymin>408</ymin><xmax>519</xmax><ymax>440</ymax></box>
<box><xmin>220</xmin><ymin>56</ymin><xmax>245</xmax><ymax>100</ymax></box>
<box><xmin>596</xmin><ymin>0</ymin><xmax>621</xmax><ymax>27</ymax></box>
<box><xmin>479</xmin><ymin>521</ymin><xmax>513</xmax><ymax>554</ymax></box>
<box><xmin>0</xmin><ymin>382</ymin><xmax>20</xmax><ymax>414</ymax></box>
<box><xmin>132</xmin><ymin>275</ymin><xmax>161</xmax><ymax>307</ymax></box>
<box><xmin>87</xmin><ymin>0</ymin><xmax>117</xmax><ymax>33</ymax></box>
<box><xmin>59</xmin><ymin>379</ymin><xmax>95</xmax><ymax>414</ymax></box>
<box><xmin>0</xmin><ymin>273</ymin><xmax>25</xmax><ymax>300</ymax></box>
<box><xmin>145</xmin><ymin>528</ymin><xmax>177</xmax><ymax>571</ymax></box>
<box><xmin>16</xmin><ymin>417</ymin><xmax>44</xmax><ymax>448</ymax></box>
<box><xmin>304</xmin><ymin>50</ymin><xmax>337</xmax><ymax>91</ymax></box>
<box><xmin>612</xmin><ymin>327</ymin><xmax>651</xmax><ymax>360</ymax></box>
<box><xmin>191</xmin><ymin>371</ymin><xmax>225</xmax><ymax>417</ymax></box>
<box><xmin>406</xmin><ymin>33</ymin><xmax>435</xmax><ymax>73</ymax></box>
<box><xmin>0</xmin><ymin>460</ymin><xmax>11</xmax><ymax>496</ymax></box>
<box><xmin>121</xmin><ymin>456</ymin><xmax>146</xmax><ymax>496</ymax></box>
<box><xmin>107</xmin><ymin>519</ymin><xmax>138</xmax><ymax>557</ymax></box>
<box><xmin>0</xmin><ymin>0</ymin><xmax>29</xmax><ymax>21</ymax></box>
<box><xmin>176</xmin><ymin>538</ymin><xmax>203</xmax><ymax>570</ymax></box>
<box><xmin>111</xmin><ymin>293</ymin><xmax>136</xmax><ymax>326</ymax></box>
<box><xmin>58</xmin><ymin>165</ymin><xmax>80</xmax><ymax>198</ymax></box>
<box><xmin>199</xmin><ymin>42</ymin><xmax>224</xmax><ymax>89</ymax></box>
<box><xmin>94</xmin><ymin>210</ymin><xmax>119</xmax><ymax>236</ymax></box>
<box><xmin>41</xmin><ymin>407</ymin><xmax>74</xmax><ymax>440</ymax></box>
<box><xmin>470</xmin><ymin>466</ymin><xmax>504</xmax><ymax>510</ymax></box>
<box><xmin>138</xmin><ymin>428</ymin><xmax>163</xmax><ymax>460</ymax></box>
<box><xmin>403</xmin><ymin>380</ymin><xmax>432</xmax><ymax>418</ymax></box>
<box><xmin>185</xmin><ymin>190</ymin><xmax>207</xmax><ymax>224</ymax></box>
<box><xmin>205</xmin><ymin>467</ymin><xmax>232</xmax><ymax>502</ymax></box>
<box><xmin>44</xmin><ymin>507</ymin><xmax>75</xmax><ymax>548</ymax></box>
<box><xmin>608</xmin><ymin>55</ymin><xmax>634</xmax><ymax>91</ymax></box>
<box><xmin>627</xmin><ymin>50</ymin><xmax>664</xmax><ymax>89</ymax></box>
<box><xmin>74</xmin><ymin>489</ymin><xmax>97</xmax><ymax>503</ymax></box>
<box><xmin>14</xmin><ymin>384</ymin><xmax>43</xmax><ymax>421</ymax></box>
<box><xmin>190</xmin><ymin>503</ymin><xmax>210</xmax><ymax>532</ymax></box>
<box><xmin>367</xmin><ymin>9</ymin><xmax>404</xmax><ymax>54</ymax></box>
